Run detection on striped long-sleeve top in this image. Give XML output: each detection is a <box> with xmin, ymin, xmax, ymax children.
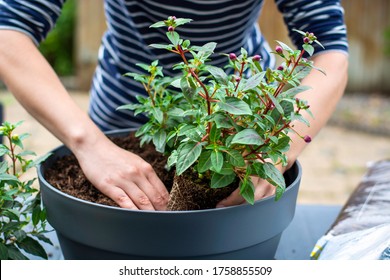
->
<box><xmin>0</xmin><ymin>0</ymin><xmax>348</xmax><ymax>131</ymax></box>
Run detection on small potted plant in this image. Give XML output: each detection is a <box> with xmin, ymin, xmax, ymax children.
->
<box><xmin>38</xmin><ymin>17</ymin><xmax>323</xmax><ymax>259</ymax></box>
<box><xmin>118</xmin><ymin>17</ymin><xmax>320</xmax><ymax>210</ymax></box>
<box><xmin>0</xmin><ymin>121</ymin><xmax>51</xmax><ymax>260</ymax></box>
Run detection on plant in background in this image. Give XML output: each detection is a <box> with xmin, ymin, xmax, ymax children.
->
<box><xmin>119</xmin><ymin>17</ymin><xmax>323</xmax><ymax>208</ymax></box>
<box><xmin>0</xmin><ymin>121</ymin><xmax>51</xmax><ymax>259</ymax></box>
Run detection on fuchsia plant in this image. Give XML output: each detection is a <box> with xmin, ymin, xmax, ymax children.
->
<box><xmin>119</xmin><ymin>17</ymin><xmax>324</xmax><ymax>204</ymax></box>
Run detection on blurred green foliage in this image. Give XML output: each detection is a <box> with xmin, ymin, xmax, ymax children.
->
<box><xmin>385</xmin><ymin>26</ymin><xmax>390</xmax><ymax>57</ymax></box>
<box><xmin>39</xmin><ymin>0</ymin><xmax>76</xmax><ymax>76</ymax></box>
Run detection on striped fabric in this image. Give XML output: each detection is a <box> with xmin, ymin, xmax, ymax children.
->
<box><xmin>0</xmin><ymin>0</ymin><xmax>348</xmax><ymax>131</ymax></box>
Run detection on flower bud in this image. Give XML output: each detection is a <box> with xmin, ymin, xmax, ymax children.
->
<box><xmin>168</xmin><ymin>26</ymin><xmax>174</xmax><ymax>32</ymax></box>
<box><xmin>171</xmin><ymin>16</ymin><xmax>177</xmax><ymax>20</ymax></box>
<box><xmin>235</xmin><ymin>76</ymin><xmax>241</xmax><ymax>82</ymax></box>
<box><xmin>303</xmin><ymin>37</ymin><xmax>310</xmax><ymax>44</ymax></box>
<box><xmin>252</xmin><ymin>54</ymin><xmax>261</xmax><ymax>61</ymax></box>
<box><xmin>275</xmin><ymin>45</ymin><xmax>283</xmax><ymax>54</ymax></box>
<box><xmin>303</xmin><ymin>135</ymin><xmax>312</xmax><ymax>143</ymax></box>
<box><xmin>229</xmin><ymin>53</ymin><xmax>237</xmax><ymax>60</ymax></box>
<box><xmin>277</xmin><ymin>65</ymin><xmax>284</xmax><ymax>71</ymax></box>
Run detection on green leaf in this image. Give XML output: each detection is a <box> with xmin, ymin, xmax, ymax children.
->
<box><xmin>149</xmin><ymin>21</ymin><xmax>166</xmax><ymax>28</ymax></box>
<box><xmin>0</xmin><ymin>173</ymin><xmax>19</xmax><ymax>182</ymax></box>
<box><xmin>152</xmin><ymin>130</ymin><xmax>167</xmax><ymax>153</ymax></box>
<box><xmin>211</xmin><ymin>173</ymin><xmax>236</xmax><ymax>189</ymax></box>
<box><xmin>225</xmin><ymin>149</ymin><xmax>246</xmax><ymax>167</ymax></box>
<box><xmin>250</xmin><ymin>162</ymin><xmax>266</xmax><ymax>178</ymax></box>
<box><xmin>176</xmin><ymin>142</ymin><xmax>203</xmax><ymax>175</ymax></box>
<box><xmin>18</xmin><ymin>236</ymin><xmax>48</xmax><ymax>259</ymax></box>
<box><xmin>281</xmin><ymin>85</ymin><xmax>311</xmax><ymax>98</ymax></box>
<box><xmin>231</xmin><ymin>129</ymin><xmax>264</xmax><ymax>146</ymax></box>
<box><xmin>213</xmin><ymin>162</ymin><xmax>235</xmax><ymax>175</ymax></box>
<box><xmin>0</xmin><ymin>243</ymin><xmax>8</xmax><ymax>260</ymax></box>
<box><xmin>264</xmin><ymin>162</ymin><xmax>286</xmax><ymax>190</ymax></box>
<box><xmin>175</xmin><ymin>18</ymin><xmax>193</xmax><ymax>27</ymax></box>
<box><xmin>213</xmin><ymin>113</ymin><xmax>233</xmax><ymax>129</ymax></box>
<box><xmin>14</xmin><ymin>230</ymin><xmax>27</xmax><ymax>242</ymax></box>
<box><xmin>275</xmin><ymin>185</ymin><xmax>285</xmax><ymax>201</ymax></box>
<box><xmin>180</xmin><ymin>76</ymin><xmax>196</xmax><ymax>103</ymax></box>
<box><xmin>211</xmin><ymin>150</ymin><xmax>224</xmax><ymax>173</ymax></box>
<box><xmin>242</xmin><ymin>72</ymin><xmax>265</xmax><ymax>91</ymax></box>
<box><xmin>6</xmin><ymin>245</ymin><xmax>28</xmax><ymax>260</ymax></box>
<box><xmin>197</xmin><ymin>150</ymin><xmax>212</xmax><ymax>173</ymax></box>
<box><xmin>218</xmin><ymin>97</ymin><xmax>252</xmax><ymax>115</ymax></box>
<box><xmin>209</xmin><ymin>125</ymin><xmax>221</xmax><ymax>143</ymax></box>
<box><xmin>149</xmin><ymin>43</ymin><xmax>173</xmax><ymax>50</ymax></box>
<box><xmin>207</xmin><ymin>65</ymin><xmax>228</xmax><ymax>85</ymax></box>
<box><xmin>151</xmin><ymin>107</ymin><xmax>163</xmax><ymax>124</ymax></box>
<box><xmin>303</xmin><ymin>44</ymin><xmax>315</xmax><ymax>56</ymax></box>
<box><xmin>275</xmin><ymin>40</ymin><xmax>294</xmax><ymax>53</ymax></box>
<box><xmin>273</xmin><ymin>136</ymin><xmax>291</xmax><ymax>152</ymax></box>
<box><xmin>239</xmin><ymin>177</ymin><xmax>255</xmax><ymax>205</ymax></box>
<box><xmin>166</xmin><ymin>31</ymin><xmax>180</xmax><ymax>46</ymax></box>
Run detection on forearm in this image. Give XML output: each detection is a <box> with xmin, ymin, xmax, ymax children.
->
<box><xmin>285</xmin><ymin>51</ymin><xmax>349</xmax><ymax>168</ymax></box>
<box><xmin>0</xmin><ymin>30</ymin><xmax>107</xmax><ymax>153</ymax></box>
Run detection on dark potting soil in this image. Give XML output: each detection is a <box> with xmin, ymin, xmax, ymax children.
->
<box><xmin>44</xmin><ymin>132</ymin><xmax>235</xmax><ymax>210</ymax></box>
<box><xmin>44</xmin><ymin>132</ymin><xmax>174</xmax><ymax>208</ymax></box>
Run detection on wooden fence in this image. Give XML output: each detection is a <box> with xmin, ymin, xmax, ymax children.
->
<box><xmin>75</xmin><ymin>0</ymin><xmax>390</xmax><ymax>94</ymax></box>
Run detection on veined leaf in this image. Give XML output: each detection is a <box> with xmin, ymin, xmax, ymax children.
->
<box><xmin>211</xmin><ymin>150</ymin><xmax>224</xmax><ymax>173</ymax></box>
<box><xmin>176</xmin><ymin>142</ymin><xmax>203</xmax><ymax>175</ymax></box>
<box><xmin>218</xmin><ymin>97</ymin><xmax>252</xmax><ymax>115</ymax></box>
<box><xmin>211</xmin><ymin>173</ymin><xmax>236</xmax><ymax>189</ymax></box>
<box><xmin>152</xmin><ymin>130</ymin><xmax>167</xmax><ymax>153</ymax></box>
<box><xmin>207</xmin><ymin>65</ymin><xmax>228</xmax><ymax>86</ymax></box>
<box><xmin>231</xmin><ymin>129</ymin><xmax>264</xmax><ymax>146</ymax></box>
<box><xmin>197</xmin><ymin>150</ymin><xmax>212</xmax><ymax>173</ymax></box>
<box><xmin>18</xmin><ymin>236</ymin><xmax>48</xmax><ymax>259</ymax></box>
<box><xmin>264</xmin><ymin>162</ymin><xmax>286</xmax><ymax>190</ymax></box>
<box><xmin>239</xmin><ymin>177</ymin><xmax>255</xmax><ymax>205</ymax></box>
<box><xmin>242</xmin><ymin>72</ymin><xmax>266</xmax><ymax>91</ymax></box>
<box><xmin>225</xmin><ymin>149</ymin><xmax>246</xmax><ymax>167</ymax></box>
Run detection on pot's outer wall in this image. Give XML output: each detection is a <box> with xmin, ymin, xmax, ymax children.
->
<box><xmin>38</xmin><ymin>129</ymin><xmax>301</xmax><ymax>259</ymax></box>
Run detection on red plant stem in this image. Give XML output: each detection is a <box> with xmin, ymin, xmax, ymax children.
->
<box><xmin>234</xmin><ymin>61</ymin><xmax>246</xmax><ymax>92</ymax></box>
<box><xmin>177</xmin><ymin>45</ymin><xmax>212</xmax><ymax>134</ymax></box>
<box><xmin>7</xmin><ymin>135</ymin><xmax>16</xmax><ymax>176</ymax></box>
<box><xmin>263</xmin><ymin>49</ymin><xmax>305</xmax><ymax>115</ymax></box>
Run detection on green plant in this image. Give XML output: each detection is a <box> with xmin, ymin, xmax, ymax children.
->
<box><xmin>119</xmin><ymin>17</ymin><xmax>323</xmax><ymax>204</ymax></box>
<box><xmin>0</xmin><ymin>121</ymin><xmax>51</xmax><ymax>259</ymax></box>
<box><xmin>39</xmin><ymin>0</ymin><xmax>76</xmax><ymax>76</ymax></box>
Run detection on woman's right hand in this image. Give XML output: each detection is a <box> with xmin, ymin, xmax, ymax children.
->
<box><xmin>73</xmin><ymin>135</ymin><xmax>170</xmax><ymax>211</ymax></box>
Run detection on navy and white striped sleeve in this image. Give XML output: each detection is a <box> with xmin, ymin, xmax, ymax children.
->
<box><xmin>0</xmin><ymin>0</ymin><xmax>65</xmax><ymax>45</ymax></box>
<box><xmin>275</xmin><ymin>0</ymin><xmax>349</xmax><ymax>55</ymax></box>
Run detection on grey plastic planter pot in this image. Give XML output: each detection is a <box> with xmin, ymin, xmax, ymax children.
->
<box><xmin>38</xmin><ymin>128</ymin><xmax>302</xmax><ymax>260</ymax></box>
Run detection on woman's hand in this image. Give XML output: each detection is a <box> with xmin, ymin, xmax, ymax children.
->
<box><xmin>74</xmin><ymin>138</ymin><xmax>169</xmax><ymax>211</ymax></box>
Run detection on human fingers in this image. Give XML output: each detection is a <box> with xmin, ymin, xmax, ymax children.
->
<box><xmin>216</xmin><ymin>188</ymin><xmax>245</xmax><ymax>208</ymax></box>
<box><xmin>251</xmin><ymin>176</ymin><xmax>276</xmax><ymax>200</ymax></box>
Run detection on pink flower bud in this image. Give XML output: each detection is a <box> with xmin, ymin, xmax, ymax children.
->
<box><xmin>277</xmin><ymin>65</ymin><xmax>284</xmax><ymax>71</ymax></box>
<box><xmin>303</xmin><ymin>135</ymin><xmax>312</xmax><ymax>143</ymax></box>
<box><xmin>252</xmin><ymin>54</ymin><xmax>261</xmax><ymax>61</ymax></box>
<box><xmin>171</xmin><ymin>16</ymin><xmax>177</xmax><ymax>20</ymax></box>
<box><xmin>303</xmin><ymin>37</ymin><xmax>310</xmax><ymax>44</ymax></box>
<box><xmin>168</xmin><ymin>26</ymin><xmax>174</xmax><ymax>32</ymax></box>
<box><xmin>229</xmin><ymin>53</ymin><xmax>237</xmax><ymax>60</ymax></box>
<box><xmin>235</xmin><ymin>76</ymin><xmax>241</xmax><ymax>82</ymax></box>
<box><xmin>275</xmin><ymin>45</ymin><xmax>283</xmax><ymax>54</ymax></box>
